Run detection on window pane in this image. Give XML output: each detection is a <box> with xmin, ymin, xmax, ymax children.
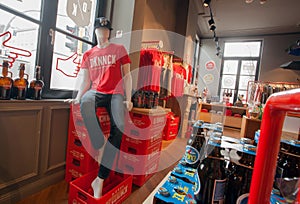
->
<box><xmin>50</xmin><ymin>31</ymin><xmax>91</xmax><ymax>90</ymax></box>
<box><xmin>224</xmin><ymin>41</ymin><xmax>261</xmax><ymax>57</ymax></box>
<box><xmin>0</xmin><ymin>9</ymin><xmax>38</xmax><ymax>82</ymax></box>
<box><xmin>223</xmin><ymin>60</ymin><xmax>239</xmax><ymax>75</ymax></box>
<box><xmin>56</xmin><ymin>0</ymin><xmax>96</xmax><ymax>42</ymax></box>
<box><xmin>222</xmin><ymin>75</ymin><xmax>236</xmax><ymax>89</ymax></box>
<box><xmin>239</xmin><ymin>76</ymin><xmax>255</xmax><ymax>90</ymax></box>
<box><xmin>241</xmin><ymin>60</ymin><xmax>257</xmax><ymax>75</ymax></box>
<box><xmin>0</xmin><ymin>1</ymin><xmax>41</xmax><ymax>20</ymax></box>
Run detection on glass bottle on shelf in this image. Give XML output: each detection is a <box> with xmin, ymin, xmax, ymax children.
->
<box><xmin>27</xmin><ymin>66</ymin><xmax>44</xmax><ymax>100</ymax></box>
<box><xmin>225</xmin><ymin>146</ymin><xmax>256</xmax><ymax>203</ymax></box>
<box><xmin>12</xmin><ymin>63</ymin><xmax>28</xmax><ymax>100</ymax></box>
<box><xmin>0</xmin><ymin>60</ymin><xmax>13</xmax><ymax>100</ymax></box>
<box><xmin>195</xmin><ymin>139</ymin><xmax>227</xmax><ymax>204</ymax></box>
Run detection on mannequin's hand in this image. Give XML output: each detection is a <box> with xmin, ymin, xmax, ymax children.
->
<box><xmin>123</xmin><ymin>101</ymin><xmax>133</xmax><ymax>111</ymax></box>
<box><xmin>64</xmin><ymin>98</ymin><xmax>80</xmax><ymax>104</ymax></box>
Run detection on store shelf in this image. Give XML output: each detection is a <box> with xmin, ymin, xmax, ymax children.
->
<box><xmin>198</xmin><ymin>102</ymin><xmax>247</xmax><ymax>129</ymax></box>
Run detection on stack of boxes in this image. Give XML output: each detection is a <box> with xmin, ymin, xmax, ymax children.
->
<box><xmin>65</xmin><ymin>104</ymin><xmax>110</xmax><ymax>182</ymax></box>
<box><xmin>66</xmin><ymin>106</ymin><xmax>181</xmax><ymax>203</ymax></box>
<box><xmin>162</xmin><ymin>112</ymin><xmax>179</xmax><ymax>140</ymax></box>
<box><xmin>118</xmin><ymin>109</ymin><xmax>167</xmax><ymax>186</ymax></box>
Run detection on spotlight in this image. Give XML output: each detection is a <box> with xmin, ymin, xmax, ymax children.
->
<box><xmin>210</xmin><ymin>25</ymin><xmax>216</xmax><ymax>32</ymax></box>
<box><xmin>208</xmin><ymin>18</ymin><xmax>215</xmax><ymax>26</ymax></box>
<box><xmin>203</xmin><ymin>0</ymin><xmax>211</xmax><ymax>7</ymax></box>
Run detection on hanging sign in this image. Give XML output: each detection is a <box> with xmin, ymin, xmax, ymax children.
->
<box><xmin>205</xmin><ymin>60</ymin><xmax>216</xmax><ymax>71</ymax></box>
<box><xmin>67</xmin><ymin>0</ymin><xmax>92</xmax><ymax>27</ymax></box>
<box><xmin>203</xmin><ymin>74</ymin><xmax>214</xmax><ymax>84</ymax></box>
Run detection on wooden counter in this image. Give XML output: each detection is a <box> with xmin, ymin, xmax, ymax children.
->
<box><xmin>0</xmin><ymin>99</ymin><xmax>70</xmax><ymax>203</ymax></box>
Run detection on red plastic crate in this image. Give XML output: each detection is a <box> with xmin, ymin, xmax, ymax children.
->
<box><xmin>118</xmin><ymin>154</ymin><xmax>160</xmax><ymax>178</ymax></box>
<box><xmin>65</xmin><ymin>165</ymin><xmax>86</xmax><ymax>182</ymax></box>
<box><xmin>120</xmin><ymin>133</ymin><xmax>162</xmax><ymax>155</ymax></box>
<box><xmin>66</xmin><ymin>145</ymin><xmax>99</xmax><ymax>173</ymax></box>
<box><xmin>132</xmin><ymin>173</ymin><xmax>154</xmax><ymax>187</ymax></box>
<box><xmin>70</xmin><ymin>104</ymin><xmax>111</xmax><ymax>133</ymax></box>
<box><xmin>68</xmin><ymin>126</ymin><xmax>110</xmax><ymax>156</ymax></box>
<box><xmin>69</xmin><ymin>170</ymin><xmax>133</xmax><ymax>204</ymax></box>
<box><xmin>162</xmin><ymin>126</ymin><xmax>179</xmax><ymax>140</ymax></box>
<box><xmin>123</xmin><ymin>112</ymin><xmax>166</xmax><ymax>140</ymax></box>
<box><xmin>132</xmin><ymin>158</ymin><xmax>160</xmax><ymax>186</ymax></box>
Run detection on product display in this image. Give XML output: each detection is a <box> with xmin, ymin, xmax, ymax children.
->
<box><xmin>152</xmin><ymin>119</ymin><xmax>299</xmax><ymax>203</ymax></box>
<box><xmin>0</xmin><ymin>60</ymin><xmax>44</xmax><ymax>100</ymax></box>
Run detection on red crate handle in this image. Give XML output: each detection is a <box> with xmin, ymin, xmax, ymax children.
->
<box><xmin>249</xmin><ymin>88</ymin><xmax>300</xmax><ymax>204</ymax></box>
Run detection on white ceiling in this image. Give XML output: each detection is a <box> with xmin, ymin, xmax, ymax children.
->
<box><xmin>196</xmin><ymin>0</ymin><xmax>300</xmax><ymax>38</ymax></box>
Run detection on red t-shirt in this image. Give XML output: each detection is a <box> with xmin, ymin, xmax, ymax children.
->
<box><xmin>81</xmin><ymin>43</ymin><xmax>131</xmax><ymax>95</ymax></box>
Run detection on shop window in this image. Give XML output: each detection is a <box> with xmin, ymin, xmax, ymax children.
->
<box><xmin>1</xmin><ymin>0</ymin><xmax>105</xmax><ymax>98</ymax></box>
<box><xmin>50</xmin><ymin>0</ymin><xmax>97</xmax><ymax>91</ymax></box>
<box><xmin>0</xmin><ymin>0</ymin><xmax>41</xmax><ymax>20</ymax></box>
<box><xmin>219</xmin><ymin>41</ymin><xmax>262</xmax><ymax>103</ymax></box>
<box><xmin>0</xmin><ymin>3</ymin><xmax>39</xmax><ymax>82</ymax></box>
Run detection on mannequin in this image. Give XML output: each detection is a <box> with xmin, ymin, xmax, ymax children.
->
<box><xmin>65</xmin><ymin>17</ymin><xmax>132</xmax><ymax>198</ymax></box>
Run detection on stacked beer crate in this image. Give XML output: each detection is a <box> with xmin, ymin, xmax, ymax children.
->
<box><xmin>65</xmin><ymin>104</ymin><xmax>110</xmax><ymax>182</ymax></box>
<box><xmin>162</xmin><ymin>112</ymin><xmax>179</xmax><ymax>140</ymax></box>
<box><xmin>118</xmin><ymin>108</ymin><xmax>166</xmax><ymax>186</ymax></box>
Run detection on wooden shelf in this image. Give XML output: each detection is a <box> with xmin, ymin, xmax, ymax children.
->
<box><xmin>198</xmin><ymin>102</ymin><xmax>247</xmax><ymax>129</ymax></box>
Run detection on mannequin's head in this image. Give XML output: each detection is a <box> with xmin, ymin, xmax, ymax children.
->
<box><xmin>95</xmin><ymin>27</ymin><xmax>110</xmax><ymax>43</ymax></box>
<box><xmin>94</xmin><ymin>17</ymin><xmax>112</xmax><ymax>44</ymax></box>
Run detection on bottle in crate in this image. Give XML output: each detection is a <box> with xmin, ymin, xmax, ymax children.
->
<box><xmin>0</xmin><ymin>60</ymin><xmax>13</xmax><ymax>100</ymax></box>
<box><xmin>273</xmin><ymin>140</ymin><xmax>300</xmax><ymax>201</ymax></box>
<box><xmin>225</xmin><ymin>144</ymin><xmax>256</xmax><ymax>204</ymax></box>
<box><xmin>194</xmin><ymin>138</ymin><xmax>227</xmax><ymax>204</ymax></box>
<box><xmin>12</xmin><ymin>63</ymin><xmax>28</xmax><ymax>100</ymax></box>
<box><xmin>27</xmin><ymin>65</ymin><xmax>44</xmax><ymax>100</ymax></box>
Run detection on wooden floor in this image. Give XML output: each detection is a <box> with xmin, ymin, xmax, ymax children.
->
<box><xmin>16</xmin><ymin>128</ymin><xmax>240</xmax><ymax>204</ymax></box>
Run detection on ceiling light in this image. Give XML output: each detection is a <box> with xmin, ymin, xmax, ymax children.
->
<box><xmin>210</xmin><ymin>25</ymin><xmax>216</xmax><ymax>32</ymax></box>
<box><xmin>245</xmin><ymin>0</ymin><xmax>254</xmax><ymax>3</ymax></box>
<box><xmin>260</xmin><ymin>0</ymin><xmax>267</xmax><ymax>4</ymax></box>
<box><xmin>203</xmin><ymin>0</ymin><xmax>211</xmax><ymax>7</ymax></box>
<box><xmin>208</xmin><ymin>18</ymin><xmax>215</xmax><ymax>26</ymax></box>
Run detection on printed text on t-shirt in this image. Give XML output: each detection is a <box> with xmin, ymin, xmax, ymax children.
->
<box><xmin>90</xmin><ymin>54</ymin><xmax>117</xmax><ymax>68</ymax></box>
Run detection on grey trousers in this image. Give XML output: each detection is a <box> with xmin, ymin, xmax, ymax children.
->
<box><xmin>80</xmin><ymin>90</ymin><xmax>125</xmax><ymax>179</ymax></box>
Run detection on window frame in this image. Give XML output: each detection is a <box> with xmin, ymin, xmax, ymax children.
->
<box><xmin>0</xmin><ymin>0</ymin><xmax>107</xmax><ymax>99</ymax></box>
<box><xmin>218</xmin><ymin>40</ymin><xmax>262</xmax><ymax>103</ymax></box>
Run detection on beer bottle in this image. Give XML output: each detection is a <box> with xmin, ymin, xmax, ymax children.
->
<box><xmin>226</xmin><ymin>145</ymin><xmax>256</xmax><ymax>203</ymax></box>
<box><xmin>12</xmin><ymin>63</ymin><xmax>28</xmax><ymax>100</ymax></box>
<box><xmin>0</xmin><ymin>60</ymin><xmax>13</xmax><ymax>99</ymax></box>
<box><xmin>192</xmin><ymin>120</ymin><xmax>204</xmax><ymax>136</ymax></box>
<box><xmin>27</xmin><ymin>66</ymin><xmax>44</xmax><ymax>100</ymax></box>
<box><xmin>275</xmin><ymin>140</ymin><xmax>300</xmax><ymax>185</ymax></box>
<box><xmin>195</xmin><ymin>139</ymin><xmax>227</xmax><ymax>204</ymax></box>
<box><xmin>184</xmin><ymin>132</ymin><xmax>206</xmax><ymax>169</ymax></box>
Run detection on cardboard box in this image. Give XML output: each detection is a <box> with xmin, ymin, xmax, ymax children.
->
<box><xmin>153</xmin><ymin>173</ymin><xmax>197</xmax><ymax>203</ymax></box>
<box><xmin>69</xmin><ymin>170</ymin><xmax>133</xmax><ymax>204</ymax></box>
